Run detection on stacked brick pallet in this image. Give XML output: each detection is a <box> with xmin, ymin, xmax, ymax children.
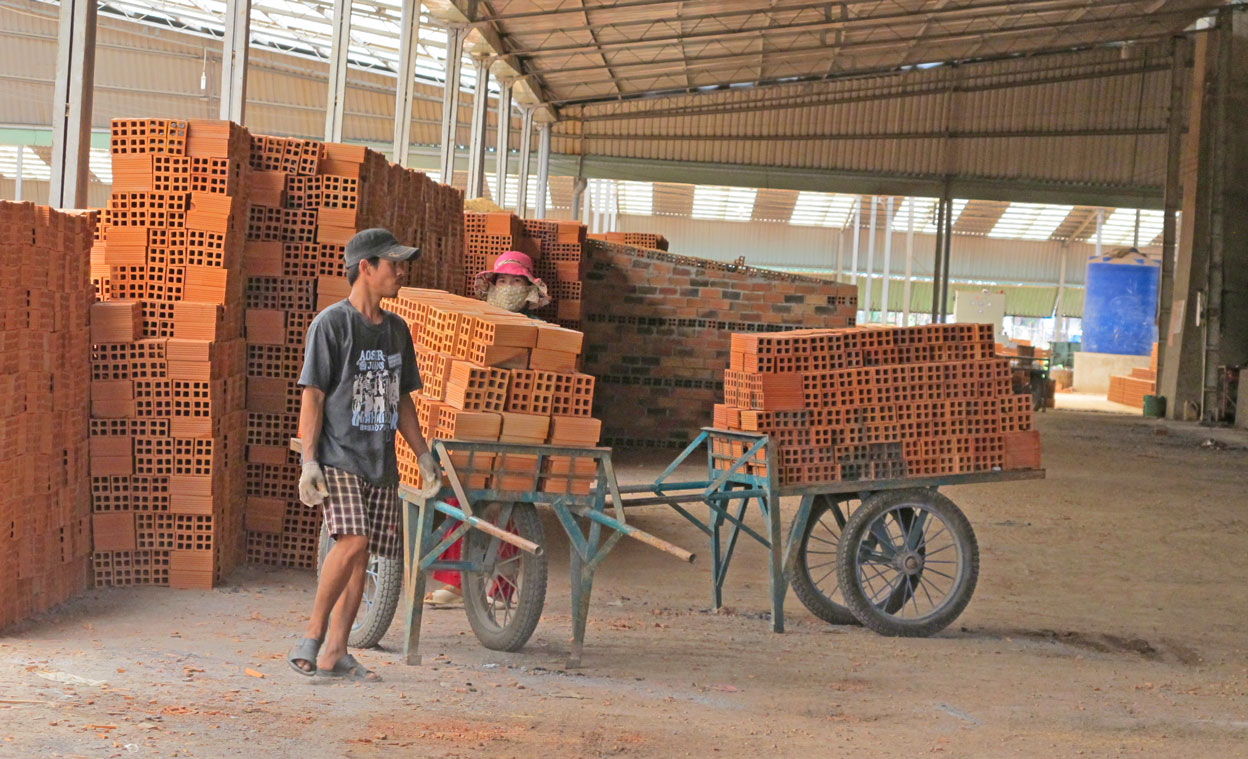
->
<box><xmin>588</xmin><ymin>231</ymin><xmax>669</xmax><ymax>251</ymax></box>
<box><xmin>0</xmin><ymin>203</ymin><xmax>94</xmax><ymax>629</ymax></box>
<box><xmin>1106</xmin><ymin>344</ymin><xmax>1158</xmax><ymax>410</ymax></box>
<box><xmin>242</xmin><ymin>136</ymin><xmax>465</xmax><ymax>569</ymax></box>
<box><xmin>89</xmin><ymin>118</ymin><xmax>251</xmax><ymax>589</ymax></box>
<box><xmin>462</xmin><ymin>211</ymin><xmax>588</xmax><ymax>330</ymax></box>
<box><xmin>386</xmin><ymin>289</ymin><xmax>601</xmax><ymax>495</ymax></box>
<box><xmin>713</xmin><ymin>324</ymin><xmax>1040</xmax><ymax>486</ymax></box>
<box><xmin>579</xmin><ymin>241</ymin><xmax>858</xmax><ymax>448</ymax></box>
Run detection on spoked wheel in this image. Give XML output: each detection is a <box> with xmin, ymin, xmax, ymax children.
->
<box><xmin>789</xmin><ymin>494</ymin><xmax>860</xmax><ymax>625</ymax></box>
<box><xmin>837</xmin><ymin>489</ymin><xmax>979</xmax><ymax>637</ymax></box>
<box><xmin>317</xmin><ymin>523</ymin><xmax>403</xmax><ymax>649</ymax></box>
<box><xmin>462</xmin><ymin>502</ymin><xmax>548</xmax><ymax>652</ymax></box>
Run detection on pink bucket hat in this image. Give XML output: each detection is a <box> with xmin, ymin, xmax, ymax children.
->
<box><xmin>472</xmin><ymin>251</ymin><xmax>551</xmax><ymax>308</ymax></box>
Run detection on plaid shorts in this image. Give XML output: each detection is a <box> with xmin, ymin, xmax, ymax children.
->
<box><xmin>321</xmin><ymin>465</ymin><xmax>402</xmax><ymax>560</ymax></box>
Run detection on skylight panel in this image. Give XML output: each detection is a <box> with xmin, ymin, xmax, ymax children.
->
<box><xmin>0</xmin><ymin>146</ymin><xmax>52</xmax><ymax>181</ymax></box>
<box><xmin>988</xmin><ymin>202</ymin><xmax>1074</xmax><ymax>241</ymax></box>
<box><xmin>789</xmin><ymin>192</ymin><xmax>855</xmax><ymax>228</ymax></box>
<box><xmin>1089</xmin><ymin>208</ymin><xmax>1165</xmax><ymax>247</ymax></box>
<box><xmin>616</xmin><ymin>181</ymin><xmax>653</xmax><ymax>216</ymax></box>
<box><xmin>88</xmin><ymin>148</ymin><xmax>113</xmax><ymax>184</ymax></box>
<box><xmin>691</xmin><ymin>185</ymin><xmax>756</xmax><ymax>221</ymax></box>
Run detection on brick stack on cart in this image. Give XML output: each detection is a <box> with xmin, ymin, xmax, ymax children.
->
<box><xmin>89</xmin><ymin>118</ymin><xmax>251</xmax><ymax>589</ymax></box>
<box><xmin>0</xmin><ymin>202</ymin><xmax>95</xmax><ymax>629</ymax></box>
<box><xmin>241</xmin><ymin>136</ymin><xmax>465</xmax><ymax>570</ymax></box>
<box><xmin>385</xmin><ymin>289</ymin><xmax>601</xmax><ymax>495</ymax></box>
<box><xmin>714</xmin><ymin>324</ymin><xmax>1040</xmax><ymax>486</ymax></box>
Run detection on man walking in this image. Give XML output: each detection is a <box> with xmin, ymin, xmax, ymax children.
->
<box><xmin>287</xmin><ymin>228</ymin><xmax>440</xmax><ymax>681</ymax></box>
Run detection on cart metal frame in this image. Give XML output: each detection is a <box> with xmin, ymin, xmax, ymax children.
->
<box><xmin>617</xmin><ymin>428</ymin><xmax>1045</xmax><ymax>633</ymax></box>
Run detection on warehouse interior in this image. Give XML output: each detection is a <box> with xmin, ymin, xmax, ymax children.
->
<box><xmin>1</xmin><ymin>1</ymin><xmax>1247</xmax><ymax>756</ymax></box>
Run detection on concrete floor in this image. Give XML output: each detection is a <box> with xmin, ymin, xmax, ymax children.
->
<box><xmin>2</xmin><ymin>411</ymin><xmax>1247</xmax><ymax>758</ymax></box>
<box><xmin>1055</xmin><ymin>391</ymin><xmax>1143</xmax><ymax>415</ymax></box>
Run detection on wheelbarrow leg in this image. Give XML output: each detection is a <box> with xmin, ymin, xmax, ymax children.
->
<box><xmin>402</xmin><ymin>496</ymin><xmax>434</xmax><ymax>665</ymax></box>
<box><xmin>567</xmin><ymin>548</ymin><xmax>594</xmax><ymax>669</ymax></box>
<box><xmin>709</xmin><ymin>501</ymin><xmax>724</xmax><ymax>610</ymax></box>
<box><xmin>766</xmin><ymin>492</ymin><xmax>785</xmax><ymax>633</ymax></box>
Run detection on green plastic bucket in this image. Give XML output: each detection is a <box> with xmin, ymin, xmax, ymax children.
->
<box><xmin>1142</xmin><ymin>394</ymin><xmax>1166</xmax><ymax>418</ymax></box>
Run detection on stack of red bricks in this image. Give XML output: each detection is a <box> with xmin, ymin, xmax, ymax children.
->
<box><xmin>1106</xmin><ymin>343</ymin><xmax>1157</xmax><ymax>410</ymax></box>
<box><xmin>386</xmin><ymin>289</ymin><xmax>601</xmax><ymax>495</ymax></box>
<box><xmin>588</xmin><ymin>231</ymin><xmax>669</xmax><ymax>251</ymax></box>
<box><xmin>242</xmin><ymin>136</ymin><xmax>465</xmax><ymax>570</ymax></box>
<box><xmin>579</xmin><ymin>242</ymin><xmax>858</xmax><ymax>448</ymax></box>
<box><xmin>0</xmin><ymin>203</ymin><xmax>94</xmax><ymax>630</ymax></box>
<box><xmin>713</xmin><ymin>324</ymin><xmax>1041</xmax><ymax>486</ymax></box>
<box><xmin>462</xmin><ymin>211</ymin><xmax>587</xmax><ymax>330</ymax></box>
<box><xmin>88</xmin><ymin>118</ymin><xmax>250</xmax><ymax>589</ymax></box>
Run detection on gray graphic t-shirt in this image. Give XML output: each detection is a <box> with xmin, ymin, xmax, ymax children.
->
<box><xmin>298</xmin><ymin>299</ymin><xmax>421</xmax><ymax>487</ymax></box>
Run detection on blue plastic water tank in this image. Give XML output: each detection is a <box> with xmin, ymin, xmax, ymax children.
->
<box><xmin>1081</xmin><ymin>251</ymin><xmax>1160</xmax><ymax>356</ymax></box>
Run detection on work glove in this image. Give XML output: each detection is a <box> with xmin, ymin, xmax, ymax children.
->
<box><xmin>299</xmin><ymin>461</ymin><xmax>329</xmax><ymax>507</ymax></box>
<box><xmin>417</xmin><ymin>452</ymin><xmax>442</xmax><ymax>501</ymax></box>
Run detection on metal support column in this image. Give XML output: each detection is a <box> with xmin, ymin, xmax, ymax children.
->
<box><xmin>903</xmin><ymin>199</ymin><xmax>915</xmax><ymax>325</ymax></box>
<box><xmin>940</xmin><ymin>196</ymin><xmax>953</xmax><ymax>322</ymax></box>
<box><xmin>48</xmin><ymin>0</ymin><xmax>96</xmax><ymax>209</ymax></box>
<box><xmin>464</xmin><ymin>57</ymin><xmax>489</xmax><ymax>199</ymax></box>
<box><xmin>534</xmin><ymin>123</ymin><xmax>551</xmax><ymax>219</ymax></box>
<box><xmin>850</xmin><ymin>196</ymin><xmax>862</xmax><ymax>302</ymax></box>
<box><xmin>930</xmin><ymin>198</ymin><xmax>946</xmax><ymax>321</ymax></box>
<box><xmin>494</xmin><ymin>78</ymin><xmax>513</xmax><ymax>206</ymax></box>
<box><xmin>323</xmin><ymin>0</ymin><xmax>352</xmax><ymax>143</ymax></box>
<box><xmin>391</xmin><ymin>0</ymin><xmax>421</xmax><ymax>167</ymax></box>
<box><xmin>1054</xmin><ymin>254</ymin><xmax>1068</xmax><ymax>342</ymax></box>
<box><xmin>881</xmin><ymin>197</ymin><xmax>894</xmax><ymax>325</ymax></box>
<box><xmin>14</xmin><ymin>148</ymin><xmax>23</xmax><ymax>201</ymax></box>
<box><xmin>864</xmin><ymin>196</ymin><xmax>877</xmax><ymax>320</ymax></box>
<box><xmin>1202</xmin><ymin>13</ymin><xmax>1231</xmax><ymax>421</ymax></box>
<box><xmin>515</xmin><ymin>105</ymin><xmax>534</xmax><ymax>217</ymax></box>
<box><xmin>438</xmin><ymin>25</ymin><xmax>466</xmax><ymax>183</ymax></box>
<box><xmin>219</xmin><ymin>0</ymin><xmax>251</xmax><ymax>123</ymax></box>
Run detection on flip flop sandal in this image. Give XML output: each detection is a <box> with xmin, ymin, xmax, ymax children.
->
<box><xmin>287</xmin><ymin>637</ymin><xmax>322</xmax><ymax>677</ymax></box>
<box><xmin>318</xmin><ymin>653</ymin><xmax>381</xmax><ymax>682</ymax></box>
<box><xmin>424</xmin><ymin>587</ymin><xmax>463</xmax><ymax>607</ymax></box>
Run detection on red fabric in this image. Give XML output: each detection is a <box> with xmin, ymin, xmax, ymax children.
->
<box><xmin>431</xmin><ymin>498</ymin><xmax>463</xmax><ymax>588</ymax></box>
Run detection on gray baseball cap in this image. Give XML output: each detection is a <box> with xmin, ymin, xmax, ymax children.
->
<box><xmin>344</xmin><ymin>228</ymin><xmax>420</xmax><ymax>271</ymax></box>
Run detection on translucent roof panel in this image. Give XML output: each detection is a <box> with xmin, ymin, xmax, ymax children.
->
<box><xmin>1087</xmin><ymin>208</ymin><xmax>1166</xmax><ymax>247</ymax></box>
<box><xmin>789</xmin><ymin>192</ymin><xmax>856</xmax><ymax>228</ymax></box>
<box><xmin>484</xmin><ymin>173</ymin><xmax>550</xmax><ymax>211</ymax></box>
<box><xmin>691</xmin><ymin>185</ymin><xmax>756</xmax><ymax>222</ymax></box>
<box><xmin>88</xmin><ymin>148</ymin><xmax>113</xmax><ymax>184</ymax></box>
<box><xmin>0</xmin><ymin>146</ymin><xmax>52</xmax><ymax>181</ymax></box>
<box><xmin>76</xmin><ymin>0</ymin><xmax>487</xmax><ymax>91</ymax></box>
<box><xmin>989</xmin><ymin>203</ymin><xmax>1075</xmax><ymax>241</ymax></box>
<box><xmin>616</xmin><ymin>181</ymin><xmax>653</xmax><ymax>216</ymax></box>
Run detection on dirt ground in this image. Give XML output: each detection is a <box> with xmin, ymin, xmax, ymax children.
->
<box><xmin>3</xmin><ymin>410</ymin><xmax>1248</xmax><ymax>759</ymax></box>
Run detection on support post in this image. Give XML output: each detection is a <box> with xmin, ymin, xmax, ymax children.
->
<box><xmin>464</xmin><ymin>57</ymin><xmax>489</xmax><ymax>199</ymax></box>
<box><xmin>438</xmin><ymin>25</ymin><xmax>466</xmax><ymax>183</ymax></box>
<box><xmin>14</xmin><ymin>148</ymin><xmax>23</xmax><ymax>201</ymax></box>
<box><xmin>882</xmin><ymin>196</ymin><xmax>894</xmax><ymax>324</ymax></box>
<box><xmin>903</xmin><ymin>198</ymin><xmax>915</xmax><ymax>325</ymax></box>
<box><xmin>1202</xmin><ymin>14</ymin><xmax>1231</xmax><ymax>421</ymax></box>
<box><xmin>941</xmin><ymin>196</ymin><xmax>953</xmax><ymax>322</ymax></box>
<box><xmin>930</xmin><ymin>197</ymin><xmax>946</xmax><ymax>321</ymax></box>
<box><xmin>515</xmin><ymin>105</ymin><xmax>534</xmax><ymax>216</ymax></box>
<box><xmin>391</xmin><ymin>0</ymin><xmax>421</xmax><ymax>167</ymax></box>
<box><xmin>493</xmin><ymin>78</ymin><xmax>513</xmax><ymax>206</ymax></box>
<box><xmin>850</xmin><ymin>196</ymin><xmax>861</xmax><ymax>307</ymax></box>
<box><xmin>1156</xmin><ymin>36</ymin><xmax>1187</xmax><ymax>376</ymax></box>
<box><xmin>864</xmin><ymin>196</ymin><xmax>877</xmax><ymax>320</ymax></box>
<box><xmin>1054</xmin><ymin>253</ymin><xmax>1068</xmax><ymax>342</ymax></box>
<box><xmin>535</xmin><ymin>122</ymin><xmax>551</xmax><ymax>219</ymax></box>
<box><xmin>323</xmin><ymin>0</ymin><xmax>352</xmax><ymax>143</ymax></box>
<box><xmin>219</xmin><ymin>0</ymin><xmax>251</xmax><ymax>123</ymax></box>
<box><xmin>48</xmin><ymin>0</ymin><xmax>96</xmax><ymax>209</ymax></box>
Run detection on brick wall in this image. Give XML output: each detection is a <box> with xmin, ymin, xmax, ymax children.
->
<box><xmin>579</xmin><ymin>241</ymin><xmax>857</xmax><ymax>448</ymax></box>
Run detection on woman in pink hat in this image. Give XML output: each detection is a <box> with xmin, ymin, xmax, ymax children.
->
<box><xmin>472</xmin><ymin>251</ymin><xmax>551</xmax><ymax>313</ymax></box>
<box><xmin>425</xmin><ymin>252</ymin><xmax>549</xmax><ymax>607</ymax></box>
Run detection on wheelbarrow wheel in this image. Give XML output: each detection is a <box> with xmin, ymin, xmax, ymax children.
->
<box><xmin>789</xmin><ymin>494</ymin><xmax>860</xmax><ymax>626</ymax></box>
<box><xmin>837</xmin><ymin>489</ymin><xmax>978</xmax><ymax>637</ymax></box>
<box><xmin>316</xmin><ymin>522</ymin><xmax>403</xmax><ymax>650</ymax></box>
<box><xmin>463</xmin><ymin>502</ymin><xmax>547</xmax><ymax>652</ymax></box>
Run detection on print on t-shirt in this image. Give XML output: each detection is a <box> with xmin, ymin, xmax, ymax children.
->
<box><xmin>351</xmin><ymin>349</ymin><xmax>402</xmax><ymax>432</ymax></box>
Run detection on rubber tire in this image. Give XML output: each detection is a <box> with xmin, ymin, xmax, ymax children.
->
<box><xmin>316</xmin><ymin>523</ymin><xmax>403</xmax><ymax>650</ymax></box>
<box><xmin>837</xmin><ymin>489</ymin><xmax>978</xmax><ymax>637</ymax></box>
<box><xmin>789</xmin><ymin>494</ymin><xmax>860</xmax><ymax>626</ymax></box>
<box><xmin>462</xmin><ymin>502</ymin><xmax>547</xmax><ymax>652</ymax></box>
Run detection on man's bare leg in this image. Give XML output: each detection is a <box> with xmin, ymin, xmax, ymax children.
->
<box><xmin>291</xmin><ymin>534</ymin><xmax>368</xmax><ymax>673</ymax></box>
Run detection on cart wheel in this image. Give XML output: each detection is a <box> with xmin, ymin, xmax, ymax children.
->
<box><xmin>462</xmin><ymin>502</ymin><xmax>547</xmax><ymax>652</ymax></box>
<box><xmin>789</xmin><ymin>494</ymin><xmax>860</xmax><ymax>626</ymax></box>
<box><xmin>837</xmin><ymin>489</ymin><xmax>978</xmax><ymax>637</ymax></box>
<box><xmin>317</xmin><ymin>522</ymin><xmax>403</xmax><ymax>649</ymax></box>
